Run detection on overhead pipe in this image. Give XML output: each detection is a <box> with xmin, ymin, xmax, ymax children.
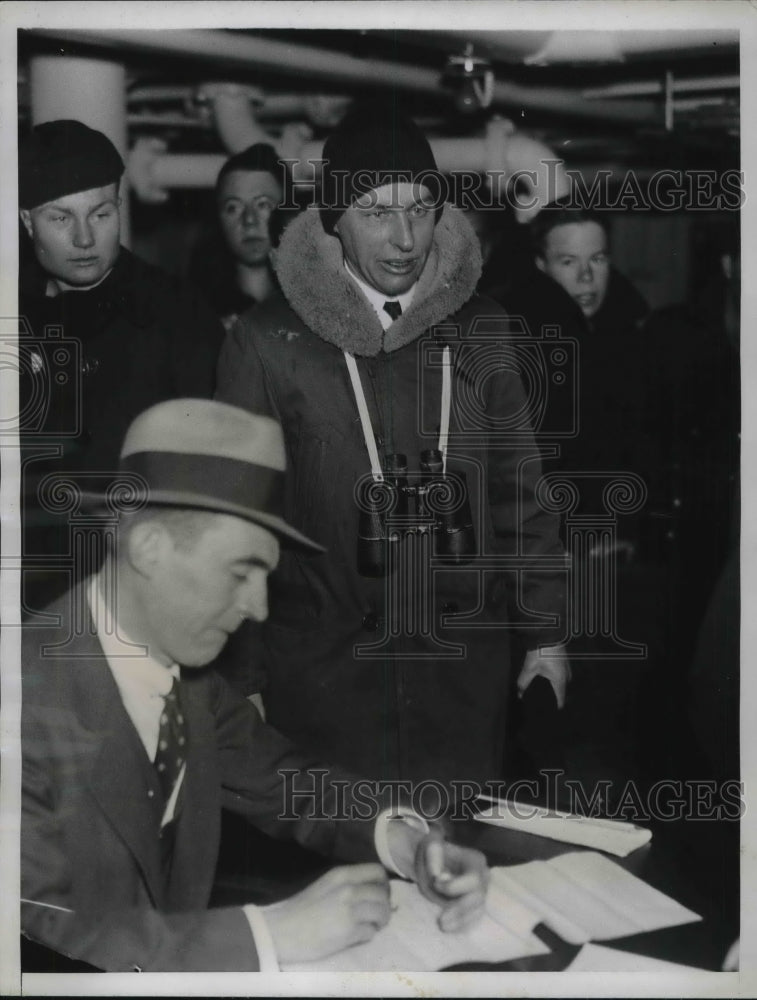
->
<box><xmin>128</xmin><ymin>118</ymin><xmax>569</xmax><ymax>221</ymax></box>
<box><xmin>438</xmin><ymin>28</ymin><xmax>739</xmax><ymax>64</ymax></box>
<box><xmin>28</xmin><ymin>28</ymin><xmax>661</xmax><ymax>125</ymax></box>
<box><xmin>583</xmin><ymin>74</ymin><xmax>739</xmax><ymax>99</ymax></box>
<box><xmin>194</xmin><ymin>82</ymin><xmax>270</xmax><ymax>153</ymax></box>
<box><xmin>128</xmin><ymin>86</ymin><xmax>353</xmax><ymax>126</ymax></box>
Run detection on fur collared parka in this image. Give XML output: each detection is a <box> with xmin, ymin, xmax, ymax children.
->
<box><xmin>216</xmin><ymin>205</ymin><xmax>566</xmax><ymax>788</ymax></box>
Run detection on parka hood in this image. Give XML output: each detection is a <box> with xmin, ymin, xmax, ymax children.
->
<box><xmin>272</xmin><ymin>204</ymin><xmax>483</xmax><ymax>356</ymax></box>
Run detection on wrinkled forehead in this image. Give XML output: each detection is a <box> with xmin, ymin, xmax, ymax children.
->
<box><xmin>217</xmin><ymin>169</ymin><xmax>283</xmax><ymax>203</ymax></box>
<box><xmin>351</xmin><ymin>180</ymin><xmax>435</xmax><ymax>212</ymax></box>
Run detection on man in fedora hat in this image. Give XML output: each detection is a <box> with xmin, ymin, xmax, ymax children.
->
<box><xmin>20</xmin><ymin>398</ymin><xmax>488</xmax><ymax>972</ymax></box>
<box><xmin>216</xmin><ymin>105</ymin><xmax>569</xmax><ymax>794</ymax></box>
<box><xmin>18</xmin><ymin>119</ymin><xmax>224</xmax><ymax>611</ymax></box>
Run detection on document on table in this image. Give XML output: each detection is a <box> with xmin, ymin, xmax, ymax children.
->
<box><xmin>488</xmin><ymin>850</ymin><xmax>701</xmax><ymax>946</ymax></box>
<box><xmin>282</xmin><ymin>851</ymin><xmax>701</xmax><ymax>972</ymax></box>
<box><xmin>280</xmin><ymin>877</ymin><xmax>549</xmax><ymax>972</ymax></box>
<box><xmin>475</xmin><ymin>795</ymin><xmax>652</xmax><ymax>857</ymax></box>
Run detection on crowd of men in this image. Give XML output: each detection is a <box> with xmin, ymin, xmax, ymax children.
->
<box><xmin>15</xmin><ymin>107</ymin><xmax>739</xmax><ymax>971</ymax></box>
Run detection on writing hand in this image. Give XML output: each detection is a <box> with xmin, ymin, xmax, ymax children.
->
<box><xmin>263</xmin><ymin>863</ymin><xmax>390</xmax><ymax>962</ymax></box>
<box><xmin>415</xmin><ymin>833</ymin><xmax>489</xmax><ymax>932</ymax></box>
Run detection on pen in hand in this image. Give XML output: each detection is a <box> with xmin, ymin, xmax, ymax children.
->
<box><xmin>426</xmin><ymin>839</ymin><xmax>453</xmax><ymax>888</ymax></box>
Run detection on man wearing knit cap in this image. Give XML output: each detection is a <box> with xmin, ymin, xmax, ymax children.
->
<box><xmin>189</xmin><ymin>143</ymin><xmax>292</xmax><ymax>330</ymax></box>
<box><xmin>217</xmin><ymin>105</ymin><xmax>570</xmax><ymax>797</ymax></box>
<box><xmin>18</xmin><ymin>119</ymin><xmax>224</xmax><ymax>611</ymax></box>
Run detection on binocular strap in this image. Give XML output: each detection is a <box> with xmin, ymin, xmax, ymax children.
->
<box><xmin>344</xmin><ymin>347</ymin><xmax>452</xmax><ymax>480</ymax></box>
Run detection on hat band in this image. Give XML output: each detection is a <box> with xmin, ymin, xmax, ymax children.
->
<box><xmin>121</xmin><ymin>451</ymin><xmax>285</xmax><ymax>516</ymax></box>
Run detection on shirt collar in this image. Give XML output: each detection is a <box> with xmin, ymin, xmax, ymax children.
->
<box><xmin>343</xmin><ymin>259</ymin><xmax>416</xmax><ymax>331</ymax></box>
<box><xmin>88</xmin><ymin>574</ymin><xmax>179</xmax><ymax>699</ymax></box>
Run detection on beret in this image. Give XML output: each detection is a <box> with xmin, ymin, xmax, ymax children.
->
<box><xmin>19</xmin><ymin>119</ymin><xmax>124</xmax><ymax>210</ymax></box>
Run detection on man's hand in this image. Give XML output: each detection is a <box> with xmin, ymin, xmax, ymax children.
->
<box><xmin>517</xmin><ymin>644</ymin><xmax>571</xmax><ymax>709</ymax></box>
<box><xmin>263</xmin><ymin>863</ymin><xmax>391</xmax><ymax>962</ymax></box>
<box><xmin>414</xmin><ymin>832</ymin><xmax>489</xmax><ymax>932</ymax></box>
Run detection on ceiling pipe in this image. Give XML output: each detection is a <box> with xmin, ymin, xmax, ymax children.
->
<box><xmin>27</xmin><ymin>28</ymin><xmax>660</xmax><ymax>125</ymax></box>
<box><xmin>128</xmin><ymin>86</ymin><xmax>353</xmax><ymax>125</ymax></box>
<box><xmin>195</xmin><ymin>82</ymin><xmax>270</xmax><ymax>153</ymax></box>
<box><xmin>583</xmin><ymin>74</ymin><xmax>740</xmax><ymax>99</ymax></box>
<box><xmin>128</xmin><ymin>118</ymin><xmax>569</xmax><ymax>221</ymax></box>
<box><xmin>438</xmin><ymin>28</ymin><xmax>739</xmax><ymax>64</ymax></box>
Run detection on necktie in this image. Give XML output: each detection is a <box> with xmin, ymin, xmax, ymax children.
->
<box><xmin>383</xmin><ymin>300</ymin><xmax>402</xmax><ymax>322</ymax></box>
<box><xmin>153</xmin><ymin>677</ymin><xmax>186</xmax><ymax>804</ymax></box>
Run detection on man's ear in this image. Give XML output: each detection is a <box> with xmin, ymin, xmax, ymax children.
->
<box><xmin>535</xmin><ymin>255</ymin><xmax>546</xmax><ymax>273</ymax></box>
<box><xmin>126</xmin><ymin>519</ymin><xmax>172</xmax><ymax>579</ymax></box>
<box><xmin>19</xmin><ymin>209</ymin><xmax>33</xmax><ymax>240</ymax></box>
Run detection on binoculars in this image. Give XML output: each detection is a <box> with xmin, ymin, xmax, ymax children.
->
<box><xmin>357</xmin><ymin>449</ymin><xmax>475</xmax><ymax>577</ymax></box>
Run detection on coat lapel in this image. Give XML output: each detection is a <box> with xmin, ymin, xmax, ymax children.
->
<box><xmin>63</xmin><ymin>603</ymin><xmax>167</xmax><ymax>909</ymax></box>
<box><xmin>59</xmin><ymin>585</ymin><xmax>222</xmax><ymax>912</ymax></box>
<box><xmin>84</xmin><ymin>660</ymin><xmax>167</xmax><ymax>907</ymax></box>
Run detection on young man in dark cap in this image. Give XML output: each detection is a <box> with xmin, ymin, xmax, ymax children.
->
<box><xmin>189</xmin><ymin>143</ymin><xmax>291</xmax><ymax>330</ymax></box>
<box><xmin>18</xmin><ymin>119</ymin><xmax>225</xmax><ymax>611</ymax></box>
<box><xmin>21</xmin><ymin>398</ymin><xmax>488</xmax><ymax>972</ymax></box>
<box><xmin>216</xmin><ymin>106</ymin><xmax>569</xmax><ymax>797</ymax></box>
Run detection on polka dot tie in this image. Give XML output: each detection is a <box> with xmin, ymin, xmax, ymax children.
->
<box><xmin>154</xmin><ymin>678</ymin><xmax>186</xmax><ymax>803</ymax></box>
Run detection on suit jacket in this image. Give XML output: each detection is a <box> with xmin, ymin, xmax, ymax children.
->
<box><xmin>21</xmin><ymin>585</ymin><xmax>379</xmax><ymax>971</ymax></box>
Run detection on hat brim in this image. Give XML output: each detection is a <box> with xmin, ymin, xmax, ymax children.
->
<box><xmin>79</xmin><ymin>487</ymin><xmax>325</xmax><ymax>554</ymax></box>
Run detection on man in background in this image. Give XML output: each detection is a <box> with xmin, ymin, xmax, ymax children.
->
<box><xmin>18</xmin><ymin>119</ymin><xmax>224</xmax><ymax>611</ymax></box>
<box><xmin>189</xmin><ymin>143</ymin><xmax>288</xmax><ymax>331</ymax></box>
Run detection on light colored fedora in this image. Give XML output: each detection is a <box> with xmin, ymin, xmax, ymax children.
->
<box><xmin>86</xmin><ymin>398</ymin><xmax>323</xmax><ymax>552</ymax></box>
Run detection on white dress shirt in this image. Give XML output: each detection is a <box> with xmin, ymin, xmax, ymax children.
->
<box><xmin>344</xmin><ymin>259</ymin><xmax>417</xmax><ymax>330</ymax></box>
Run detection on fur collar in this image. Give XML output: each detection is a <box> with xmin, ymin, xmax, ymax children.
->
<box><xmin>272</xmin><ymin>205</ymin><xmax>482</xmax><ymax>356</ymax></box>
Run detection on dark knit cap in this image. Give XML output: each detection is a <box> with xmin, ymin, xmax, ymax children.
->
<box><xmin>319</xmin><ymin>105</ymin><xmax>441</xmax><ymax>234</ymax></box>
<box><xmin>19</xmin><ymin>120</ymin><xmax>125</xmax><ymax>210</ymax></box>
<box><xmin>215</xmin><ymin>142</ymin><xmax>288</xmax><ymax>193</ymax></box>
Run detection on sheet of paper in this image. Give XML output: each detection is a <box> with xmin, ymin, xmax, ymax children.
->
<box><xmin>568</xmin><ymin>942</ymin><xmax>708</xmax><ymax>973</ymax></box>
<box><xmin>488</xmin><ymin>851</ymin><xmax>701</xmax><ymax>946</ymax></box>
<box><xmin>474</xmin><ymin>796</ymin><xmax>652</xmax><ymax>857</ymax></box>
<box><xmin>281</xmin><ymin>879</ymin><xmax>549</xmax><ymax>972</ymax></box>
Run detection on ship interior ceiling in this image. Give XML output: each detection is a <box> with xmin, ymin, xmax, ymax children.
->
<box><xmin>18</xmin><ymin>27</ymin><xmax>740</xmax><ymax>160</ymax></box>
<box><xmin>17</xmin><ymin>32</ymin><xmax>736</xmax><ymax>237</ymax></box>
<box><xmin>14</xmin><ymin>27</ymin><xmax>742</xmax><ymax>341</ymax></box>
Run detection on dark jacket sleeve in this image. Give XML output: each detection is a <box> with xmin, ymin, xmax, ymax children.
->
<box><xmin>213</xmin><ymin>316</ymin><xmax>278</xmax><ymax>694</ymax></box>
<box><xmin>216</xmin><ymin>315</ymin><xmax>279</xmax><ymax>419</ymax></box>
<box><xmin>473</xmin><ymin>303</ymin><xmax>568</xmax><ymax>649</ymax></box>
<box><xmin>21</xmin><ymin>705</ymin><xmax>260</xmax><ymax>972</ymax></box>
<box><xmin>209</xmin><ymin>672</ymin><xmax>387</xmax><ymax>864</ymax></box>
